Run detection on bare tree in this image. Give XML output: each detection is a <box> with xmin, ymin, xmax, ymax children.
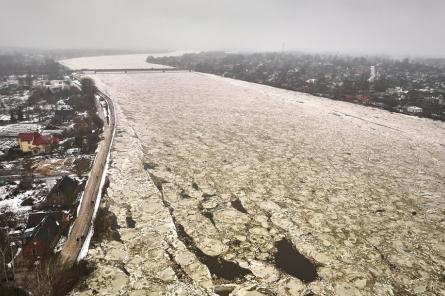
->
<box><xmin>73</xmin><ymin>158</ymin><xmax>90</xmax><ymax>178</ymax></box>
<box><xmin>0</xmin><ymin>227</ymin><xmax>11</xmax><ymax>282</ymax></box>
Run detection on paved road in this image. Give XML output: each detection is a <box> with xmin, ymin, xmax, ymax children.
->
<box><xmin>58</xmin><ymin>87</ymin><xmax>115</xmax><ymax>267</ymax></box>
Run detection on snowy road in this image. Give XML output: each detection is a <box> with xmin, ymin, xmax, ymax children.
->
<box><xmin>62</xmin><ymin>54</ymin><xmax>445</xmax><ymax>296</ymax></box>
<box><xmin>58</xmin><ymin>89</ymin><xmax>115</xmax><ymax>267</ymax></box>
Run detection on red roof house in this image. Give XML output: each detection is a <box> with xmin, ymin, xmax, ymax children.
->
<box><xmin>17</xmin><ymin>132</ymin><xmax>59</xmax><ymax>155</ymax></box>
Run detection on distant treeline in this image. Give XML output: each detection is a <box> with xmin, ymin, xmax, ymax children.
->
<box><xmin>0</xmin><ymin>53</ymin><xmax>63</xmax><ymax>77</ymax></box>
<box><xmin>0</xmin><ymin>46</ymin><xmax>168</xmax><ymax>63</ymax></box>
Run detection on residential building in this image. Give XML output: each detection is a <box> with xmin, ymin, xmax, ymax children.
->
<box><xmin>20</xmin><ymin>216</ymin><xmax>60</xmax><ymax>263</ymax></box>
<box><xmin>26</xmin><ymin>211</ymin><xmax>70</xmax><ymax>234</ymax></box>
<box><xmin>407</xmin><ymin>106</ymin><xmax>423</xmax><ymax>114</ymax></box>
<box><xmin>17</xmin><ymin>132</ymin><xmax>59</xmax><ymax>155</ymax></box>
<box><xmin>45</xmin><ymin>175</ymin><xmax>80</xmax><ymax>208</ymax></box>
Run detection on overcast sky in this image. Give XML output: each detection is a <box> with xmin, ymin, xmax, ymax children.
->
<box><xmin>1</xmin><ymin>0</ymin><xmax>444</xmax><ymax>57</ymax></box>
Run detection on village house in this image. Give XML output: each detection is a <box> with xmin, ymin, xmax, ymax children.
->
<box><xmin>26</xmin><ymin>211</ymin><xmax>70</xmax><ymax>234</ymax></box>
<box><xmin>19</xmin><ymin>216</ymin><xmax>61</xmax><ymax>265</ymax></box>
<box><xmin>55</xmin><ymin>107</ymin><xmax>74</xmax><ymax>122</ymax></box>
<box><xmin>424</xmin><ymin>95</ymin><xmax>445</xmax><ymax>106</ymax></box>
<box><xmin>54</xmin><ymin>99</ymin><xmax>75</xmax><ymax>123</ymax></box>
<box><xmin>44</xmin><ymin>175</ymin><xmax>80</xmax><ymax>208</ymax></box>
<box><xmin>9</xmin><ymin>211</ymin><xmax>68</xmax><ymax>247</ymax></box>
<box><xmin>17</xmin><ymin>132</ymin><xmax>59</xmax><ymax>155</ymax></box>
<box><xmin>407</xmin><ymin>106</ymin><xmax>423</xmax><ymax>114</ymax></box>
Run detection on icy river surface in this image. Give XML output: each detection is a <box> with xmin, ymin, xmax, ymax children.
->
<box><xmin>62</xmin><ymin>54</ymin><xmax>445</xmax><ymax>296</ymax></box>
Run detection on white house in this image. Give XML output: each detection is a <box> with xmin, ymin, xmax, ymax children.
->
<box><xmin>407</xmin><ymin>106</ymin><xmax>423</xmax><ymax>114</ymax></box>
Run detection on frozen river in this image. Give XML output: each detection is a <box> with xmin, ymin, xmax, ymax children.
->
<box><xmin>60</xmin><ymin>51</ymin><xmax>189</xmax><ymax>70</ymax></box>
<box><xmin>63</xmin><ymin>54</ymin><xmax>445</xmax><ymax>296</ymax></box>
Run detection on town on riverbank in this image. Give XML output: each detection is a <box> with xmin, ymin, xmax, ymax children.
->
<box><xmin>147</xmin><ymin>52</ymin><xmax>445</xmax><ymax>121</ymax></box>
<box><xmin>0</xmin><ymin>52</ymin><xmax>112</xmax><ymax>294</ymax></box>
<box><xmin>2</xmin><ymin>50</ymin><xmax>445</xmax><ymax>296</ymax></box>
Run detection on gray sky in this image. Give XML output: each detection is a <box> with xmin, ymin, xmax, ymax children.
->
<box><xmin>1</xmin><ymin>0</ymin><xmax>444</xmax><ymax>57</ymax></box>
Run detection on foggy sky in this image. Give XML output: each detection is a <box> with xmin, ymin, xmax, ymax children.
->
<box><xmin>1</xmin><ymin>0</ymin><xmax>444</xmax><ymax>57</ymax></box>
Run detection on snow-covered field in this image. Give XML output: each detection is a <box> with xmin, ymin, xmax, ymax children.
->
<box><xmin>0</xmin><ymin>91</ymin><xmax>29</xmax><ymax>109</ymax></box>
<box><xmin>0</xmin><ymin>137</ymin><xmax>17</xmax><ymax>152</ymax></box>
<box><xmin>0</xmin><ymin>123</ymin><xmax>42</xmax><ymax>137</ymax></box>
<box><xmin>0</xmin><ymin>182</ymin><xmax>47</xmax><ymax>216</ymax></box>
<box><xmin>63</xmin><ymin>55</ymin><xmax>445</xmax><ymax>296</ymax></box>
<box><xmin>0</xmin><ymin>185</ymin><xmax>33</xmax><ymax>213</ymax></box>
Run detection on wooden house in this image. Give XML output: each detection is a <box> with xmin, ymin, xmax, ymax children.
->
<box><xmin>21</xmin><ymin>216</ymin><xmax>60</xmax><ymax>263</ymax></box>
<box><xmin>45</xmin><ymin>176</ymin><xmax>80</xmax><ymax>208</ymax></box>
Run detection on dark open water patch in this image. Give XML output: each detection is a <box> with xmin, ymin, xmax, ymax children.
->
<box><xmin>148</xmin><ymin>173</ymin><xmax>167</xmax><ymax>191</ymax></box>
<box><xmin>143</xmin><ymin>162</ymin><xmax>157</xmax><ymax>170</ymax></box>
<box><xmin>198</xmin><ymin>202</ymin><xmax>216</xmax><ymax>226</ymax></box>
<box><xmin>274</xmin><ymin>238</ymin><xmax>318</xmax><ymax>283</ymax></box>
<box><xmin>176</xmin><ymin>223</ymin><xmax>252</xmax><ymax>281</ymax></box>
<box><xmin>179</xmin><ymin>189</ymin><xmax>192</xmax><ymax>199</ymax></box>
<box><xmin>231</xmin><ymin>198</ymin><xmax>248</xmax><ymax>214</ymax></box>
<box><xmin>202</xmin><ymin>192</ymin><xmax>217</xmax><ymax>199</ymax></box>
<box><xmin>116</xmin><ymin>263</ymin><xmax>131</xmax><ymax>276</ymax></box>
<box><xmin>126</xmin><ymin>216</ymin><xmax>136</xmax><ymax>228</ymax></box>
<box><xmin>154</xmin><ymin>174</ymin><xmax>252</xmax><ymax>282</ymax></box>
<box><xmin>213</xmin><ymin>285</ymin><xmax>236</xmax><ymax>296</ymax></box>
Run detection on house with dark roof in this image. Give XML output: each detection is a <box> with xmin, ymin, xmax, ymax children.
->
<box><xmin>26</xmin><ymin>211</ymin><xmax>70</xmax><ymax>234</ymax></box>
<box><xmin>45</xmin><ymin>176</ymin><xmax>80</xmax><ymax>208</ymax></box>
<box><xmin>17</xmin><ymin>132</ymin><xmax>59</xmax><ymax>155</ymax></box>
<box><xmin>55</xmin><ymin>107</ymin><xmax>74</xmax><ymax>122</ymax></box>
<box><xmin>20</xmin><ymin>216</ymin><xmax>61</xmax><ymax>263</ymax></box>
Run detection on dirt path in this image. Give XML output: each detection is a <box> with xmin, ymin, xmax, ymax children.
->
<box><xmin>58</xmin><ymin>88</ymin><xmax>115</xmax><ymax>267</ymax></box>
